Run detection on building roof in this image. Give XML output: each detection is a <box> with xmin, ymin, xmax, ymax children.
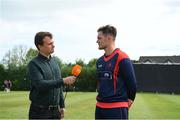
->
<box><xmin>139</xmin><ymin>56</ymin><xmax>180</xmax><ymax>64</ymax></box>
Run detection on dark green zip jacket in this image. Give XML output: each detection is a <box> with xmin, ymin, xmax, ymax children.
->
<box><xmin>27</xmin><ymin>53</ymin><xmax>65</xmax><ymax>108</ymax></box>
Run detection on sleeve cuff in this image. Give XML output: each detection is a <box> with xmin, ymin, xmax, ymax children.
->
<box><xmin>56</xmin><ymin>78</ymin><xmax>64</xmax><ymax>87</ymax></box>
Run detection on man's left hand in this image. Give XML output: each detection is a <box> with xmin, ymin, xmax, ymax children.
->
<box><xmin>128</xmin><ymin>99</ymin><xmax>133</xmax><ymax>108</ymax></box>
<box><xmin>59</xmin><ymin>108</ymin><xmax>65</xmax><ymax>119</ymax></box>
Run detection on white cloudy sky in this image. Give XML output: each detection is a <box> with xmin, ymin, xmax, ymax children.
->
<box><xmin>0</xmin><ymin>0</ymin><xmax>180</xmax><ymax>63</ymax></box>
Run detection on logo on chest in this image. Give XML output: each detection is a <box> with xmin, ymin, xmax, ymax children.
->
<box><xmin>98</xmin><ymin>71</ymin><xmax>113</xmax><ymax>80</ymax></box>
<box><xmin>103</xmin><ymin>72</ymin><xmax>112</xmax><ymax>79</ymax></box>
<box><xmin>104</xmin><ymin>73</ymin><xmax>110</xmax><ymax>77</ymax></box>
<box><xmin>98</xmin><ymin>64</ymin><xmax>103</xmax><ymax>68</ymax></box>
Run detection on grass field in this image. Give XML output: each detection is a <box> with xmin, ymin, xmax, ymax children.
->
<box><xmin>0</xmin><ymin>91</ymin><xmax>180</xmax><ymax>119</ymax></box>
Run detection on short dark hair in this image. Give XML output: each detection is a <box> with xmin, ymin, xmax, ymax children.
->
<box><xmin>34</xmin><ymin>32</ymin><xmax>53</xmax><ymax>50</ymax></box>
<box><xmin>97</xmin><ymin>25</ymin><xmax>117</xmax><ymax>39</ymax></box>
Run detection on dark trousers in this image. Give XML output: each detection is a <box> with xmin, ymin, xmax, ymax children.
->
<box><xmin>29</xmin><ymin>103</ymin><xmax>61</xmax><ymax>120</ymax></box>
<box><xmin>95</xmin><ymin>106</ymin><xmax>128</xmax><ymax>120</ymax></box>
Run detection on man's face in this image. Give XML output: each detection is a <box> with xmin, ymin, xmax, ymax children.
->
<box><xmin>96</xmin><ymin>32</ymin><xmax>109</xmax><ymax>50</ymax></box>
<box><xmin>38</xmin><ymin>36</ymin><xmax>55</xmax><ymax>55</ymax></box>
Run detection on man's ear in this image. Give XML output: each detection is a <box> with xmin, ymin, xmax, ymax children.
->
<box><xmin>106</xmin><ymin>35</ymin><xmax>110</xmax><ymax>40</ymax></box>
<box><xmin>107</xmin><ymin>35</ymin><xmax>113</xmax><ymax>41</ymax></box>
<box><xmin>38</xmin><ymin>44</ymin><xmax>42</xmax><ymax>50</ymax></box>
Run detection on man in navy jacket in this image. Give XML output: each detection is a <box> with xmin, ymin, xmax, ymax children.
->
<box><xmin>95</xmin><ymin>25</ymin><xmax>137</xmax><ymax>119</ymax></box>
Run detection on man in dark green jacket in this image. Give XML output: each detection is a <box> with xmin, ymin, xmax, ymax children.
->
<box><xmin>27</xmin><ymin>31</ymin><xmax>76</xmax><ymax>119</ymax></box>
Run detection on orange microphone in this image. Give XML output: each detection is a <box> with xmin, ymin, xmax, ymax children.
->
<box><xmin>64</xmin><ymin>65</ymin><xmax>82</xmax><ymax>101</ymax></box>
<box><xmin>71</xmin><ymin>65</ymin><xmax>82</xmax><ymax>77</ymax></box>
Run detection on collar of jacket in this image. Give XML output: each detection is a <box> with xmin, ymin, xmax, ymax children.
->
<box><xmin>38</xmin><ymin>53</ymin><xmax>52</xmax><ymax>61</ymax></box>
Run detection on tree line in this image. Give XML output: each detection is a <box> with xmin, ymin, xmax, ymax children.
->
<box><xmin>0</xmin><ymin>45</ymin><xmax>97</xmax><ymax>91</ymax></box>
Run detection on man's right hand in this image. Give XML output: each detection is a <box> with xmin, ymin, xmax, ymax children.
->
<box><xmin>63</xmin><ymin>76</ymin><xmax>76</xmax><ymax>85</ymax></box>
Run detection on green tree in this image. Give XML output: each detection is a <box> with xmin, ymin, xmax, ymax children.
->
<box><xmin>1</xmin><ymin>45</ymin><xmax>99</xmax><ymax>91</ymax></box>
<box><xmin>2</xmin><ymin>45</ymin><xmax>27</xmax><ymax>69</ymax></box>
<box><xmin>1</xmin><ymin>46</ymin><xmax>37</xmax><ymax>90</ymax></box>
<box><xmin>25</xmin><ymin>48</ymin><xmax>38</xmax><ymax>65</ymax></box>
<box><xmin>87</xmin><ymin>58</ymin><xmax>97</xmax><ymax>67</ymax></box>
<box><xmin>0</xmin><ymin>64</ymin><xmax>6</xmax><ymax>90</ymax></box>
<box><xmin>75</xmin><ymin>59</ymin><xmax>86</xmax><ymax>66</ymax></box>
<box><xmin>75</xmin><ymin>66</ymin><xmax>97</xmax><ymax>91</ymax></box>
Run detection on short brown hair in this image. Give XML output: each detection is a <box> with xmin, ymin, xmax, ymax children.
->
<box><xmin>34</xmin><ymin>32</ymin><xmax>52</xmax><ymax>50</ymax></box>
<box><xmin>97</xmin><ymin>25</ymin><xmax>117</xmax><ymax>40</ymax></box>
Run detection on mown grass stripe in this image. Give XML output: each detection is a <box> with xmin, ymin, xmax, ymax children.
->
<box><xmin>0</xmin><ymin>92</ymin><xmax>180</xmax><ymax>119</ymax></box>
